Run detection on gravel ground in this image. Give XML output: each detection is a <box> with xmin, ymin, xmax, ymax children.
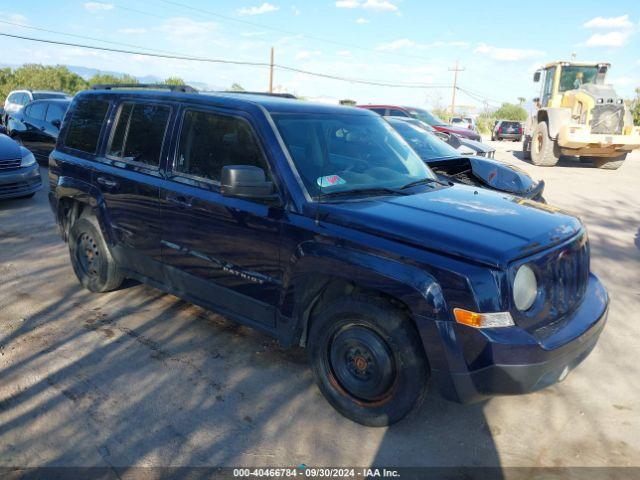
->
<box><xmin>0</xmin><ymin>143</ymin><xmax>638</xmax><ymax>471</ymax></box>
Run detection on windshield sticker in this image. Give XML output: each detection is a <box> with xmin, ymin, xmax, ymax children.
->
<box><xmin>317</xmin><ymin>175</ymin><xmax>346</xmax><ymax>187</ymax></box>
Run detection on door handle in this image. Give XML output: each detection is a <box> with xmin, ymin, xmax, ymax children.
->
<box><xmin>167</xmin><ymin>194</ymin><xmax>193</xmax><ymax>208</ymax></box>
<box><xmin>96</xmin><ymin>176</ymin><xmax>118</xmax><ymax>188</ymax></box>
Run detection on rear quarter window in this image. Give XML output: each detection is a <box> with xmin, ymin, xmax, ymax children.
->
<box><xmin>63</xmin><ymin>98</ymin><xmax>110</xmax><ymax>154</ymax></box>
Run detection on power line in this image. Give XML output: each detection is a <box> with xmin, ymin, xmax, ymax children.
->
<box><xmin>0</xmin><ymin>32</ymin><xmax>452</xmax><ymax>89</ymax></box>
<box><xmin>448</xmin><ymin>60</ymin><xmax>465</xmax><ymax>115</ymax></box>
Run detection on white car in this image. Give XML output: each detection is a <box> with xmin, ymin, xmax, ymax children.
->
<box><xmin>3</xmin><ymin>89</ymin><xmax>69</xmax><ymax>123</ymax></box>
<box><xmin>450</xmin><ymin>116</ymin><xmax>478</xmax><ymax>132</ymax></box>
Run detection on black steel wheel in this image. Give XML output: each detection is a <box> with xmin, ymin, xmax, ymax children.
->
<box><xmin>69</xmin><ymin>215</ymin><xmax>124</xmax><ymax>292</ymax></box>
<box><xmin>329</xmin><ymin>325</ymin><xmax>396</xmax><ymax>402</ymax></box>
<box><xmin>308</xmin><ymin>294</ymin><xmax>429</xmax><ymax>426</ymax></box>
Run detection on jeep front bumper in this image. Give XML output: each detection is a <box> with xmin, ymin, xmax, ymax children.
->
<box><xmin>426</xmin><ymin>273</ymin><xmax>608</xmax><ymax>404</ymax></box>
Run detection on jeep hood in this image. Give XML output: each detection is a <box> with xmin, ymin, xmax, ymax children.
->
<box><xmin>0</xmin><ymin>134</ymin><xmax>21</xmax><ymax>161</ymax></box>
<box><xmin>318</xmin><ymin>184</ymin><xmax>581</xmax><ymax>267</ymax></box>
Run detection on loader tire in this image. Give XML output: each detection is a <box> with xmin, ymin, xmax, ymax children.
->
<box><xmin>594</xmin><ymin>154</ymin><xmax>627</xmax><ymax>170</ymax></box>
<box><xmin>530</xmin><ymin>122</ymin><xmax>560</xmax><ymax>167</ymax></box>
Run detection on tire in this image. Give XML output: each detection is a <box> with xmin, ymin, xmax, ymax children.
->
<box><xmin>68</xmin><ymin>215</ymin><xmax>124</xmax><ymax>293</ymax></box>
<box><xmin>593</xmin><ymin>154</ymin><xmax>627</xmax><ymax>170</ymax></box>
<box><xmin>522</xmin><ymin>135</ymin><xmax>532</xmax><ymax>160</ymax></box>
<box><xmin>308</xmin><ymin>294</ymin><xmax>429</xmax><ymax>427</ymax></box>
<box><xmin>530</xmin><ymin>122</ymin><xmax>559</xmax><ymax>166</ymax></box>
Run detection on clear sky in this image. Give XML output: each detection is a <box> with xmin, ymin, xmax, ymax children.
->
<box><xmin>1</xmin><ymin>0</ymin><xmax>638</xmax><ymax>112</ymax></box>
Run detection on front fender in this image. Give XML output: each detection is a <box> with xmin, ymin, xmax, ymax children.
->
<box><xmin>542</xmin><ymin>108</ymin><xmax>571</xmax><ymax>139</ymax></box>
<box><xmin>282</xmin><ymin>241</ymin><xmax>449</xmax><ymax>321</ymax></box>
<box><xmin>54</xmin><ymin>176</ymin><xmax>115</xmax><ymax>245</ymax></box>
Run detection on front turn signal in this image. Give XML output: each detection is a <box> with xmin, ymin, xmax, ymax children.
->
<box><xmin>453</xmin><ymin>308</ymin><xmax>515</xmax><ymax>328</ymax></box>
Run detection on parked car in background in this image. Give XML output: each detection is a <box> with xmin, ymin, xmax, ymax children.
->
<box><xmin>387</xmin><ymin>117</ymin><xmax>543</xmax><ymax>201</ymax></box>
<box><xmin>0</xmin><ymin>134</ymin><xmax>42</xmax><ymax>200</ymax></box>
<box><xmin>358</xmin><ymin>104</ymin><xmax>482</xmax><ymax>141</ymax></box>
<box><xmin>450</xmin><ymin>116</ymin><xmax>478</xmax><ymax>132</ymax></box>
<box><xmin>492</xmin><ymin>120</ymin><xmax>523</xmax><ymax>142</ymax></box>
<box><xmin>3</xmin><ymin>89</ymin><xmax>69</xmax><ymax>124</ymax></box>
<box><xmin>393</xmin><ymin>116</ymin><xmax>495</xmax><ymax>158</ymax></box>
<box><xmin>6</xmin><ymin>98</ymin><xmax>71</xmax><ymax>164</ymax></box>
<box><xmin>50</xmin><ymin>86</ymin><xmax>608</xmax><ymax>426</ymax></box>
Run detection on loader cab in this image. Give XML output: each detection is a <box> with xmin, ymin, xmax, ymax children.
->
<box><xmin>533</xmin><ymin>62</ymin><xmax>609</xmax><ymax>108</ymax></box>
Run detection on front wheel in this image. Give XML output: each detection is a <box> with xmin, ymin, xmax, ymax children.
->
<box><xmin>69</xmin><ymin>215</ymin><xmax>124</xmax><ymax>292</ymax></box>
<box><xmin>530</xmin><ymin>122</ymin><xmax>559</xmax><ymax>166</ymax></box>
<box><xmin>593</xmin><ymin>153</ymin><xmax>627</xmax><ymax>170</ymax></box>
<box><xmin>308</xmin><ymin>294</ymin><xmax>429</xmax><ymax>426</ymax></box>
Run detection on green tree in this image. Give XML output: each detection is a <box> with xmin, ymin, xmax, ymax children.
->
<box><xmin>87</xmin><ymin>73</ymin><xmax>138</xmax><ymax>86</ymax></box>
<box><xmin>632</xmin><ymin>88</ymin><xmax>640</xmax><ymax>126</ymax></box>
<box><xmin>7</xmin><ymin>64</ymin><xmax>88</xmax><ymax>98</ymax></box>
<box><xmin>493</xmin><ymin>102</ymin><xmax>528</xmax><ymax>121</ymax></box>
<box><xmin>229</xmin><ymin>82</ymin><xmax>245</xmax><ymax>92</ymax></box>
<box><xmin>164</xmin><ymin>77</ymin><xmax>185</xmax><ymax>85</ymax></box>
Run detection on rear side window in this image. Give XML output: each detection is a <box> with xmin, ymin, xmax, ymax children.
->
<box><xmin>368</xmin><ymin>108</ymin><xmax>386</xmax><ymax>116</ymax></box>
<box><xmin>29</xmin><ymin>102</ymin><xmax>47</xmax><ymax>121</ymax></box>
<box><xmin>64</xmin><ymin>98</ymin><xmax>110</xmax><ymax>154</ymax></box>
<box><xmin>175</xmin><ymin>110</ymin><xmax>268</xmax><ymax>182</ymax></box>
<box><xmin>107</xmin><ymin>102</ymin><xmax>171</xmax><ymax>167</ymax></box>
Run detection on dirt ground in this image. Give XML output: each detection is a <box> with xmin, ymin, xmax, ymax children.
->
<box><xmin>0</xmin><ymin>142</ymin><xmax>639</xmax><ymax>471</ymax></box>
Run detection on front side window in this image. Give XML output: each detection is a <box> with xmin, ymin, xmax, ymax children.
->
<box><xmin>45</xmin><ymin>103</ymin><xmax>68</xmax><ymax>124</ymax></box>
<box><xmin>273</xmin><ymin>113</ymin><xmax>434</xmax><ymax>198</ymax></box>
<box><xmin>30</xmin><ymin>102</ymin><xmax>47</xmax><ymax>121</ymax></box>
<box><xmin>108</xmin><ymin>102</ymin><xmax>170</xmax><ymax>167</ymax></box>
<box><xmin>64</xmin><ymin>98</ymin><xmax>110</xmax><ymax>154</ymax></box>
<box><xmin>175</xmin><ymin>110</ymin><xmax>268</xmax><ymax>182</ymax></box>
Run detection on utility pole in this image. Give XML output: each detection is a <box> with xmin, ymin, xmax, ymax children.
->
<box><xmin>449</xmin><ymin>60</ymin><xmax>464</xmax><ymax>117</ymax></box>
<box><xmin>269</xmin><ymin>46</ymin><xmax>274</xmax><ymax>93</ymax></box>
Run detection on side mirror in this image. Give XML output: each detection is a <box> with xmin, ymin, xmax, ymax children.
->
<box><xmin>52</xmin><ymin>119</ymin><xmax>61</xmax><ymax>129</ymax></box>
<box><xmin>533</xmin><ymin>71</ymin><xmax>541</xmax><ymax>82</ymax></box>
<box><xmin>221</xmin><ymin>165</ymin><xmax>275</xmax><ymax>200</ymax></box>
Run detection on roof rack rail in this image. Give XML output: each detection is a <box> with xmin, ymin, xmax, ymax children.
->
<box><xmin>221</xmin><ymin>91</ymin><xmax>297</xmax><ymax>99</ymax></box>
<box><xmin>91</xmin><ymin>83</ymin><xmax>198</xmax><ymax>93</ymax></box>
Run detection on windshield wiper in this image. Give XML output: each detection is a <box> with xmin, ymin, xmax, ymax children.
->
<box><xmin>316</xmin><ymin>187</ymin><xmax>406</xmax><ymax>200</ymax></box>
<box><xmin>399</xmin><ymin>177</ymin><xmax>448</xmax><ymax>190</ymax></box>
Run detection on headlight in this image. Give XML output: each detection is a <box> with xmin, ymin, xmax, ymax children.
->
<box><xmin>20</xmin><ymin>147</ymin><xmax>36</xmax><ymax>167</ymax></box>
<box><xmin>513</xmin><ymin>264</ymin><xmax>538</xmax><ymax>311</ymax></box>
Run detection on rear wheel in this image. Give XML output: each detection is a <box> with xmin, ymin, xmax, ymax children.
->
<box><xmin>69</xmin><ymin>215</ymin><xmax>124</xmax><ymax>292</ymax></box>
<box><xmin>530</xmin><ymin>122</ymin><xmax>559</xmax><ymax>166</ymax></box>
<box><xmin>593</xmin><ymin>153</ymin><xmax>627</xmax><ymax>170</ymax></box>
<box><xmin>308</xmin><ymin>294</ymin><xmax>429</xmax><ymax>426</ymax></box>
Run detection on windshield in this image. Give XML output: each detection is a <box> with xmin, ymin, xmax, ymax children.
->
<box><xmin>273</xmin><ymin>113</ymin><xmax>435</xmax><ymax>198</ymax></box>
<box><xmin>389</xmin><ymin>119</ymin><xmax>460</xmax><ymax>160</ymax></box>
<box><xmin>559</xmin><ymin>66</ymin><xmax>599</xmax><ymax>92</ymax></box>
<box><xmin>406</xmin><ymin>108</ymin><xmax>447</xmax><ymax>127</ymax></box>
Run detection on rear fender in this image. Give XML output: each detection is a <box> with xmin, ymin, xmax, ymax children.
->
<box><xmin>54</xmin><ymin>176</ymin><xmax>115</xmax><ymax>244</ymax></box>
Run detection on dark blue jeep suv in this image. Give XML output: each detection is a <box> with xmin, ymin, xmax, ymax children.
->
<box><xmin>49</xmin><ymin>85</ymin><xmax>608</xmax><ymax>426</ymax></box>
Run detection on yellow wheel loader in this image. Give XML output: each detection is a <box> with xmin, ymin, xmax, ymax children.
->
<box><xmin>523</xmin><ymin>61</ymin><xmax>640</xmax><ymax>169</ymax></box>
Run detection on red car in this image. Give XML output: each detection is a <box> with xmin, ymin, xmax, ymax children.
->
<box><xmin>357</xmin><ymin>104</ymin><xmax>482</xmax><ymax>141</ymax></box>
